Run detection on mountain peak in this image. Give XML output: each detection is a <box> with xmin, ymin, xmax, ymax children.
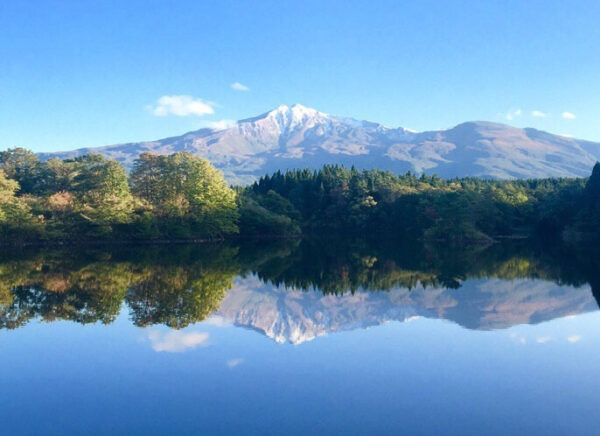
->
<box><xmin>266</xmin><ymin>103</ymin><xmax>324</xmax><ymax>118</ymax></box>
<box><xmin>38</xmin><ymin>105</ymin><xmax>600</xmax><ymax>184</ymax></box>
<box><xmin>253</xmin><ymin>103</ymin><xmax>329</xmax><ymax>133</ymax></box>
<box><xmin>240</xmin><ymin>103</ymin><xmax>324</xmax><ymax>125</ymax></box>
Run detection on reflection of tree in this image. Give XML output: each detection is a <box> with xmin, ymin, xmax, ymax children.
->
<box><xmin>124</xmin><ymin>245</ymin><xmax>239</xmax><ymax>328</ymax></box>
<box><xmin>0</xmin><ymin>256</ymin><xmax>136</xmax><ymax>328</ymax></box>
<box><xmin>0</xmin><ymin>239</ymin><xmax>599</xmax><ymax>331</ymax></box>
<box><xmin>126</xmin><ymin>267</ymin><xmax>234</xmax><ymax>328</ymax></box>
<box><xmin>0</xmin><ymin>245</ymin><xmax>240</xmax><ymax>330</ymax></box>
<box><xmin>250</xmin><ymin>239</ymin><xmax>469</xmax><ymax>294</ymax></box>
<box><xmin>250</xmin><ymin>238</ymin><xmax>600</xmax><ymax>297</ymax></box>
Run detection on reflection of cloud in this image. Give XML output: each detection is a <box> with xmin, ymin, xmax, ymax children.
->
<box><xmin>567</xmin><ymin>335</ymin><xmax>581</xmax><ymax>343</ymax></box>
<box><xmin>203</xmin><ymin>315</ymin><xmax>232</xmax><ymax>327</ymax></box>
<box><xmin>536</xmin><ymin>336</ymin><xmax>552</xmax><ymax>344</ymax></box>
<box><xmin>509</xmin><ymin>332</ymin><xmax>527</xmax><ymax>344</ymax></box>
<box><xmin>227</xmin><ymin>358</ymin><xmax>244</xmax><ymax>368</ymax></box>
<box><xmin>148</xmin><ymin>330</ymin><xmax>209</xmax><ymax>352</ymax></box>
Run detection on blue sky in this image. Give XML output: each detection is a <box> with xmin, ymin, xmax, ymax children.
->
<box><xmin>1</xmin><ymin>0</ymin><xmax>599</xmax><ymax>152</ymax></box>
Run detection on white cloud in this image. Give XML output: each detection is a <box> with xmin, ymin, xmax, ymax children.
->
<box><xmin>536</xmin><ymin>336</ymin><xmax>552</xmax><ymax>344</ymax></box>
<box><xmin>226</xmin><ymin>358</ymin><xmax>244</xmax><ymax>368</ymax></box>
<box><xmin>567</xmin><ymin>335</ymin><xmax>581</xmax><ymax>343</ymax></box>
<box><xmin>148</xmin><ymin>95</ymin><xmax>215</xmax><ymax>117</ymax></box>
<box><xmin>531</xmin><ymin>110</ymin><xmax>548</xmax><ymax>118</ymax></box>
<box><xmin>562</xmin><ymin>111</ymin><xmax>576</xmax><ymax>119</ymax></box>
<box><xmin>201</xmin><ymin>119</ymin><xmax>237</xmax><ymax>130</ymax></box>
<box><xmin>231</xmin><ymin>82</ymin><xmax>249</xmax><ymax>92</ymax></box>
<box><xmin>147</xmin><ymin>330</ymin><xmax>209</xmax><ymax>352</ymax></box>
<box><xmin>505</xmin><ymin>109</ymin><xmax>522</xmax><ymax>121</ymax></box>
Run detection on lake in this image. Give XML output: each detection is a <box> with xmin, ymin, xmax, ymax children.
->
<box><xmin>1</xmin><ymin>240</ymin><xmax>599</xmax><ymax>435</ymax></box>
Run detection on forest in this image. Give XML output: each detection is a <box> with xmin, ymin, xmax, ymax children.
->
<box><xmin>0</xmin><ymin>147</ymin><xmax>599</xmax><ymax>244</ymax></box>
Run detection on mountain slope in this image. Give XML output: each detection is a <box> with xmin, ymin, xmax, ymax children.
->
<box><xmin>39</xmin><ymin>104</ymin><xmax>600</xmax><ymax>184</ymax></box>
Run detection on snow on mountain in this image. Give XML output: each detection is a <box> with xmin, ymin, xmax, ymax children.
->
<box><xmin>39</xmin><ymin>104</ymin><xmax>600</xmax><ymax>184</ymax></box>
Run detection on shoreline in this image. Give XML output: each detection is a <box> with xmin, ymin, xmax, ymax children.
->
<box><xmin>0</xmin><ymin>234</ymin><xmax>303</xmax><ymax>248</ymax></box>
<box><xmin>0</xmin><ymin>233</ymin><xmax>531</xmax><ymax>248</ymax></box>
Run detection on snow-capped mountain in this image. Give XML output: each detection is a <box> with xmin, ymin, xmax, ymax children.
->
<box><xmin>39</xmin><ymin>104</ymin><xmax>600</xmax><ymax>184</ymax></box>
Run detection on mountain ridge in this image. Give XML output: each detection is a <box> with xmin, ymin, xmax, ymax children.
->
<box><xmin>38</xmin><ymin>104</ymin><xmax>600</xmax><ymax>184</ymax></box>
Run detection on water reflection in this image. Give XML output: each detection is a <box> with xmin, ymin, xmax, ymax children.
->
<box><xmin>1</xmin><ymin>240</ymin><xmax>599</xmax><ymax>342</ymax></box>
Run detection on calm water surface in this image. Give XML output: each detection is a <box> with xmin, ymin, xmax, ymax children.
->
<box><xmin>1</xmin><ymin>241</ymin><xmax>599</xmax><ymax>435</ymax></box>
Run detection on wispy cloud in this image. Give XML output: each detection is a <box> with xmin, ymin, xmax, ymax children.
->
<box><xmin>147</xmin><ymin>330</ymin><xmax>209</xmax><ymax>352</ymax></box>
<box><xmin>536</xmin><ymin>336</ymin><xmax>552</xmax><ymax>344</ymax></box>
<box><xmin>567</xmin><ymin>335</ymin><xmax>581</xmax><ymax>343</ymax></box>
<box><xmin>201</xmin><ymin>119</ymin><xmax>237</xmax><ymax>130</ymax></box>
<box><xmin>148</xmin><ymin>95</ymin><xmax>215</xmax><ymax>117</ymax></box>
<box><xmin>531</xmin><ymin>110</ymin><xmax>548</xmax><ymax>118</ymax></box>
<box><xmin>505</xmin><ymin>109</ymin><xmax>522</xmax><ymax>121</ymax></box>
<box><xmin>562</xmin><ymin>111</ymin><xmax>576</xmax><ymax>119</ymax></box>
<box><xmin>231</xmin><ymin>82</ymin><xmax>250</xmax><ymax>92</ymax></box>
<box><xmin>226</xmin><ymin>358</ymin><xmax>244</xmax><ymax>368</ymax></box>
<box><xmin>509</xmin><ymin>332</ymin><xmax>527</xmax><ymax>344</ymax></box>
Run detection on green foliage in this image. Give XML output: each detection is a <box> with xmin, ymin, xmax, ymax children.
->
<box><xmin>36</xmin><ymin>158</ymin><xmax>77</xmax><ymax>194</ymax></box>
<box><xmin>565</xmin><ymin>162</ymin><xmax>600</xmax><ymax>240</ymax></box>
<box><xmin>0</xmin><ymin>150</ymin><xmax>242</xmax><ymax>242</ymax></box>
<box><xmin>0</xmin><ymin>148</ymin><xmax>42</xmax><ymax>194</ymax></box>
<box><xmin>0</xmin><ymin>148</ymin><xmax>598</xmax><ymax>244</ymax></box>
<box><xmin>248</xmin><ymin>164</ymin><xmax>599</xmax><ymax>242</ymax></box>
<box><xmin>0</xmin><ymin>170</ymin><xmax>41</xmax><ymax>240</ymax></box>
<box><xmin>585</xmin><ymin>162</ymin><xmax>600</xmax><ymax>200</ymax></box>
<box><xmin>130</xmin><ymin>152</ymin><xmax>239</xmax><ymax>238</ymax></box>
<box><xmin>238</xmin><ymin>195</ymin><xmax>301</xmax><ymax>236</ymax></box>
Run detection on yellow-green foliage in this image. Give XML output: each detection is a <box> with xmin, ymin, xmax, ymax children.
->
<box><xmin>0</xmin><ymin>151</ymin><xmax>240</xmax><ymax>241</ymax></box>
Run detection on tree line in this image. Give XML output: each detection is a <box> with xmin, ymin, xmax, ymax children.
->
<box><xmin>245</xmin><ymin>162</ymin><xmax>600</xmax><ymax>243</ymax></box>
<box><xmin>0</xmin><ymin>148</ymin><xmax>239</xmax><ymax>241</ymax></box>
<box><xmin>0</xmin><ymin>147</ymin><xmax>599</xmax><ymax>243</ymax></box>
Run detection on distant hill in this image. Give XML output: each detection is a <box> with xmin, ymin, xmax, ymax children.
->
<box><xmin>39</xmin><ymin>104</ymin><xmax>600</xmax><ymax>184</ymax></box>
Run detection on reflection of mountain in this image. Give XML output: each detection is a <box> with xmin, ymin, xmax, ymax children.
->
<box><xmin>217</xmin><ymin>275</ymin><xmax>598</xmax><ymax>344</ymax></box>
